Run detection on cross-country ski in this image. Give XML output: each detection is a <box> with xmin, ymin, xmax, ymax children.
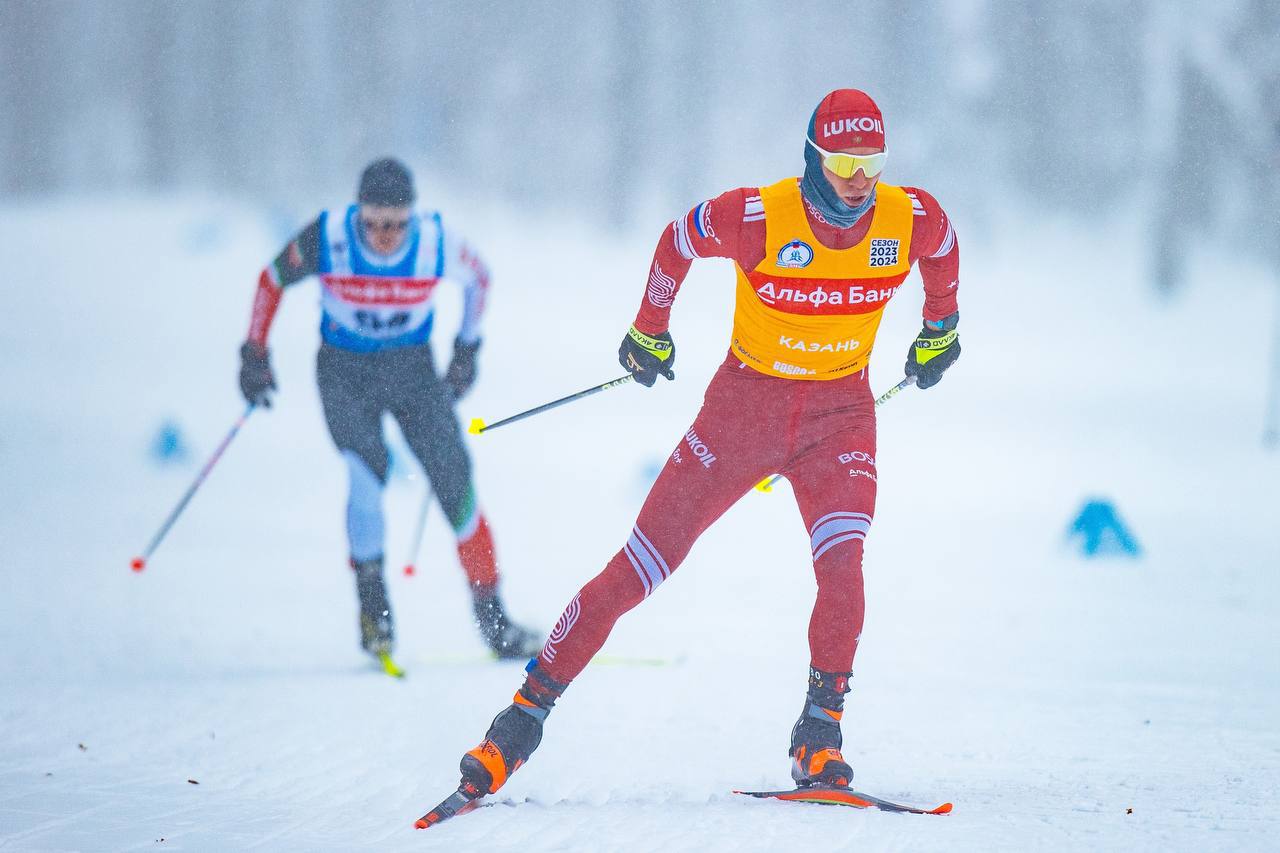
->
<box><xmin>733</xmin><ymin>786</ymin><xmax>953</xmax><ymax>815</ymax></box>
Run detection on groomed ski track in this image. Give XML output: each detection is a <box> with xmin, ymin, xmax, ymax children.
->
<box><xmin>2</xmin><ymin>197</ymin><xmax>1277</xmax><ymax>852</ymax></box>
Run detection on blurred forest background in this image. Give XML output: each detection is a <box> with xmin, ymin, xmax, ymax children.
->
<box><xmin>2</xmin><ymin>0</ymin><xmax>1279</xmax><ymax>296</ymax></box>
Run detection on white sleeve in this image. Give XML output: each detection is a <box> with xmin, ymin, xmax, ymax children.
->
<box><xmin>440</xmin><ymin>222</ymin><xmax>491</xmax><ymax>344</ymax></box>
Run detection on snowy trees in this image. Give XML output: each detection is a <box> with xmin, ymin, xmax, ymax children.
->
<box><xmin>2</xmin><ymin>0</ymin><xmax>1277</xmax><ymax>285</ymax></box>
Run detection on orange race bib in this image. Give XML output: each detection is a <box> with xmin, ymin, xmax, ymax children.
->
<box><xmin>730</xmin><ymin>179</ymin><xmax>913</xmax><ymax>379</ymax></box>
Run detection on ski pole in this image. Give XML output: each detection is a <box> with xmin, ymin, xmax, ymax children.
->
<box><xmin>466</xmin><ymin>374</ymin><xmax>634</xmax><ymax>436</ymax></box>
<box><xmin>403</xmin><ymin>485</ymin><xmax>432</xmax><ymax>577</ymax></box>
<box><xmin>131</xmin><ymin>403</ymin><xmax>256</xmax><ymax>572</ymax></box>
<box><xmin>755</xmin><ymin>375</ymin><xmax>917</xmax><ymax>493</ymax></box>
<box><xmin>873</xmin><ymin>373</ymin><xmax>917</xmax><ymax>406</ymax></box>
<box><xmin>403</xmin><ymin>385</ymin><xmax>462</xmax><ymax>576</ymax></box>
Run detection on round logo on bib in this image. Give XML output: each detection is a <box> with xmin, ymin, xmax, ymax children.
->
<box><xmin>776</xmin><ymin>240</ymin><xmax>814</xmax><ymax>268</ymax></box>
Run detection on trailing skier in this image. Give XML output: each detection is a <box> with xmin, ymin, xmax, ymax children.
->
<box><xmin>238</xmin><ymin>158</ymin><xmax>540</xmax><ymax>666</ymax></box>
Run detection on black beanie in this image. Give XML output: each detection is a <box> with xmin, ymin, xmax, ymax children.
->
<box><xmin>358</xmin><ymin>158</ymin><xmax>416</xmax><ymax>206</ymax></box>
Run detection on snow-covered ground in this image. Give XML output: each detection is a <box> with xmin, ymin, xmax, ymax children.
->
<box><xmin>1</xmin><ymin>193</ymin><xmax>1278</xmax><ymax>852</ymax></box>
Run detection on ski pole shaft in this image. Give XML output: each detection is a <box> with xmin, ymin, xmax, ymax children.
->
<box><xmin>873</xmin><ymin>374</ymin><xmax>917</xmax><ymax>405</ymax></box>
<box><xmin>131</xmin><ymin>403</ymin><xmax>256</xmax><ymax>572</ymax></box>
<box><xmin>403</xmin><ymin>486</ymin><xmax>432</xmax><ymax>577</ymax></box>
<box><xmin>467</xmin><ymin>374</ymin><xmax>634</xmax><ymax>436</ymax></box>
<box><xmin>755</xmin><ymin>375</ymin><xmax>917</xmax><ymax>493</ymax></box>
<box><xmin>403</xmin><ymin>387</ymin><xmax>462</xmax><ymax>574</ymax></box>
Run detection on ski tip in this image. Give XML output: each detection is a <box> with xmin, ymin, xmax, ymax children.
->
<box><xmin>414</xmin><ymin>787</ymin><xmax>484</xmax><ymax>829</ymax></box>
<box><xmin>378</xmin><ymin>652</ymin><xmax>406</xmax><ymax>679</ymax></box>
<box><xmin>130</xmin><ymin>556</ymin><xmax>146</xmax><ymax>573</ymax></box>
<box><xmin>403</xmin><ymin>563</ymin><xmax>416</xmax><ymax>577</ymax></box>
<box><xmin>931</xmin><ymin>802</ymin><xmax>954</xmax><ymax>814</ymax></box>
<box><xmin>467</xmin><ymin>418</ymin><xmax>486</xmax><ymax>435</ymax></box>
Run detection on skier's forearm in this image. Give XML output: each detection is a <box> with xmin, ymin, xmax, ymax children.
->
<box><xmin>246</xmin><ymin>217</ymin><xmax>322</xmax><ymax>345</ymax></box>
<box><xmin>919</xmin><ymin>242</ymin><xmax>958</xmax><ymax>325</ymax></box>
<box><xmin>456</xmin><ymin>252</ymin><xmax>490</xmax><ymax>344</ymax></box>
<box><xmin>906</xmin><ymin>188</ymin><xmax>958</xmax><ymax>324</ymax></box>
<box><xmin>246</xmin><ymin>269</ymin><xmax>283</xmax><ymax>346</ymax></box>
<box><xmin>633</xmin><ymin>222</ymin><xmax>692</xmax><ymax>335</ymax></box>
<box><xmin>633</xmin><ymin>190</ymin><xmax>752</xmax><ymax>335</ymax></box>
<box><xmin>441</xmin><ymin>227</ymin><xmax>491</xmax><ymax>344</ymax></box>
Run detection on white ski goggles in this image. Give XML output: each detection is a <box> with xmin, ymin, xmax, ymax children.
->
<box><xmin>806</xmin><ymin>138</ymin><xmax>888</xmax><ymax>179</ymax></box>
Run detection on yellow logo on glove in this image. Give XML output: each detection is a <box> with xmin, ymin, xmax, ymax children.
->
<box><xmin>627</xmin><ymin>326</ymin><xmax>673</xmax><ymax>361</ymax></box>
<box><xmin>912</xmin><ymin>330</ymin><xmax>957</xmax><ymax>365</ymax></box>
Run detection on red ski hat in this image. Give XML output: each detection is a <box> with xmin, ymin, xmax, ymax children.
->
<box><xmin>810</xmin><ymin>89</ymin><xmax>886</xmax><ymax>151</ymax></box>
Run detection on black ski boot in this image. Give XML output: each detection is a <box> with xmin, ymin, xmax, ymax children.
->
<box><xmin>472</xmin><ymin>587</ymin><xmax>542</xmax><ymax>659</ymax></box>
<box><xmin>789</xmin><ymin>667</ymin><xmax>854</xmax><ymax>787</ymax></box>
<box><xmin>353</xmin><ymin>556</ymin><xmax>394</xmax><ymax>656</ymax></box>
<box><xmin>459</xmin><ymin>663</ymin><xmax>566</xmax><ymax>794</ymax></box>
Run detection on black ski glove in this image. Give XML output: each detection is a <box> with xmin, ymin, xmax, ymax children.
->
<box><xmin>618</xmin><ymin>325</ymin><xmax>675</xmax><ymax>387</ymax></box>
<box><xmin>445</xmin><ymin>337</ymin><xmax>482</xmax><ymax>400</ymax></box>
<box><xmin>904</xmin><ymin>311</ymin><xmax>960</xmax><ymax>390</ymax></box>
<box><xmin>239</xmin><ymin>341</ymin><xmax>276</xmax><ymax>407</ymax></box>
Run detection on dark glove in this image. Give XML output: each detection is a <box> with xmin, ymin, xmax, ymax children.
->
<box><xmin>239</xmin><ymin>341</ymin><xmax>276</xmax><ymax>407</ymax></box>
<box><xmin>618</xmin><ymin>325</ymin><xmax>675</xmax><ymax>388</ymax></box>
<box><xmin>904</xmin><ymin>311</ymin><xmax>960</xmax><ymax>390</ymax></box>
<box><xmin>445</xmin><ymin>337</ymin><xmax>482</xmax><ymax>400</ymax></box>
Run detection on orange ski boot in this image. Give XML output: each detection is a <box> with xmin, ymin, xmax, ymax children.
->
<box><xmin>789</xmin><ymin>667</ymin><xmax>854</xmax><ymax>787</ymax></box>
<box><xmin>459</xmin><ymin>663</ymin><xmax>565</xmax><ymax>794</ymax></box>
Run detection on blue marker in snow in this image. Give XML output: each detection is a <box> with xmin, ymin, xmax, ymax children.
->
<box><xmin>150</xmin><ymin>420</ymin><xmax>190</xmax><ymax>464</ymax></box>
<box><xmin>1068</xmin><ymin>499</ymin><xmax>1141</xmax><ymax>558</ymax></box>
<box><xmin>639</xmin><ymin>458</ymin><xmax>664</xmax><ymax>489</ymax></box>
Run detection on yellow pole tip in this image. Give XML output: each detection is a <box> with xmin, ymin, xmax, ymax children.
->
<box><xmin>754</xmin><ymin>477</ymin><xmax>774</xmax><ymax>493</ymax></box>
<box><xmin>467</xmin><ymin>418</ymin><xmax>486</xmax><ymax>435</ymax></box>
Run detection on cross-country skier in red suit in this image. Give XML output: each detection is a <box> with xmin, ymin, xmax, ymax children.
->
<box><xmin>431</xmin><ymin>89</ymin><xmax>961</xmax><ymax>811</ymax></box>
<box><xmin>238</xmin><ymin>159</ymin><xmax>541</xmax><ymax>665</ymax></box>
